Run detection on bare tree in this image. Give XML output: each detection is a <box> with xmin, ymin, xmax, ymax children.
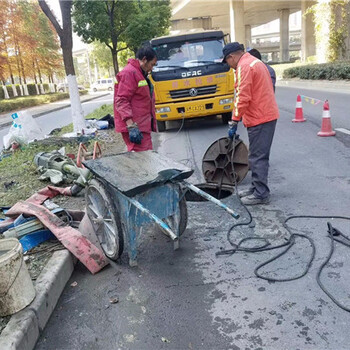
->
<box><xmin>38</xmin><ymin>0</ymin><xmax>85</xmax><ymax>132</ymax></box>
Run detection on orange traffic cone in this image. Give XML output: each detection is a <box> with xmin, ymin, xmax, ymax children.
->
<box><xmin>292</xmin><ymin>95</ymin><xmax>306</xmax><ymax>122</ymax></box>
<box><xmin>317</xmin><ymin>100</ymin><xmax>335</xmax><ymax>137</ymax></box>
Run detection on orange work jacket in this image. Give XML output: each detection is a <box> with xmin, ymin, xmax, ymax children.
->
<box><xmin>232</xmin><ymin>53</ymin><xmax>279</xmax><ymax>127</ymax></box>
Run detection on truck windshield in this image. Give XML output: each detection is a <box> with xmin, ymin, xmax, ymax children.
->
<box><xmin>152</xmin><ymin>39</ymin><xmax>225</xmax><ymax>72</ymax></box>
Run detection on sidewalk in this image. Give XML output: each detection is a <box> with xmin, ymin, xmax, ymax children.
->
<box><xmin>277</xmin><ymin>78</ymin><xmax>350</xmax><ymax>94</ymax></box>
<box><xmin>0</xmin><ymin>92</ymin><xmax>111</xmax><ymax>129</ymax></box>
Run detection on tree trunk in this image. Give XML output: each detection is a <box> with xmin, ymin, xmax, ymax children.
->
<box><xmin>111</xmin><ymin>47</ymin><xmax>119</xmax><ymax>75</ymax></box>
<box><xmin>35</xmin><ymin>59</ymin><xmax>43</xmax><ymax>84</ymax></box>
<box><xmin>20</xmin><ymin>54</ymin><xmax>27</xmax><ymax>84</ymax></box>
<box><xmin>2</xmin><ymin>85</ymin><xmax>10</xmax><ymax>99</ymax></box>
<box><xmin>35</xmin><ymin>59</ymin><xmax>45</xmax><ymax>94</ymax></box>
<box><xmin>15</xmin><ymin>42</ymin><xmax>23</xmax><ymax>85</ymax></box>
<box><xmin>32</xmin><ymin>61</ymin><xmax>37</xmax><ymax>84</ymax></box>
<box><xmin>15</xmin><ymin>54</ymin><xmax>22</xmax><ymax>85</ymax></box>
<box><xmin>106</xmin><ymin>1</ymin><xmax>119</xmax><ymax>76</ymax></box>
<box><xmin>38</xmin><ymin>0</ymin><xmax>85</xmax><ymax>132</ymax></box>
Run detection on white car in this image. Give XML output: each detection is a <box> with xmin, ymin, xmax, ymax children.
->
<box><xmin>57</xmin><ymin>83</ymin><xmax>85</xmax><ymax>92</ymax></box>
<box><xmin>91</xmin><ymin>78</ymin><xmax>114</xmax><ymax>92</ymax></box>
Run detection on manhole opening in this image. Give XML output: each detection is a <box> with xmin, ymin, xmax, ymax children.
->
<box><xmin>185</xmin><ymin>183</ymin><xmax>234</xmax><ymax>202</ymax></box>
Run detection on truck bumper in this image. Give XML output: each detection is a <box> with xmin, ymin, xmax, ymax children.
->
<box><xmin>155</xmin><ymin>95</ymin><xmax>233</xmax><ymax>121</ymax></box>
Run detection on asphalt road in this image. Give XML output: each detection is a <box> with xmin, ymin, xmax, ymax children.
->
<box><xmin>35</xmin><ymin>85</ymin><xmax>350</xmax><ymax>350</ymax></box>
<box><xmin>0</xmin><ymin>94</ymin><xmax>114</xmax><ymax>149</ymax></box>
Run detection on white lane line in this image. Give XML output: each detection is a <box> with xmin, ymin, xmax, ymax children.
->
<box><xmin>335</xmin><ymin>128</ymin><xmax>350</xmax><ymax>135</ymax></box>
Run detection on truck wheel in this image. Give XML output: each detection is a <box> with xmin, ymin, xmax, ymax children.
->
<box><xmin>157</xmin><ymin>120</ymin><xmax>166</xmax><ymax>132</ymax></box>
<box><xmin>222</xmin><ymin>112</ymin><xmax>232</xmax><ymax>124</ymax></box>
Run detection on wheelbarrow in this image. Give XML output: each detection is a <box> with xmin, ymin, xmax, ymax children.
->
<box><xmin>83</xmin><ymin>149</ymin><xmax>245</xmax><ymax>266</ymax></box>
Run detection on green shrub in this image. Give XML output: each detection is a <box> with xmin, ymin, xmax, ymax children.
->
<box><xmin>283</xmin><ymin>62</ymin><xmax>350</xmax><ymax>80</ymax></box>
<box><xmin>43</xmin><ymin>83</ymin><xmax>49</xmax><ymax>93</ymax></box>
<box><xmin>6</xmin><ymin>85</ymin><xmax>14</xmax><ymax>98</ymax></box>
<box><xmin>27</xmin><ymin>83</ymin><xmax>38</xmax><ymax>96</ymax></box>
<box><xmin>15</xmin><ymin>84</ymin><xmax>21</xmax><ymax>96</ymax></box>
<box><xmin>0</xmin><ymin>87</ymin><xmax>4</xmax><ymax>100</ymax></box>
<box><xmin>0</xmin><ymin>90</ymin><xmax>88</xmax><ymax>114</ymax></box>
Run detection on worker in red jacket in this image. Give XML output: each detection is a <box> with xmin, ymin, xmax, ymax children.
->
<box><xmin>223</xmin><ymin>42</ymin><xmax>279</xmax><ymax>205</ymax></box>
<box><xmin>114</xmin><ymin>46</ymin><xmax>158</xmax><ymax>151</ymax></box>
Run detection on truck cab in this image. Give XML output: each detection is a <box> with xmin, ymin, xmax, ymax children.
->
<box><xmin>149</xmin><ymin>30</ymin><xmax>234</xmax><ymax>131</ymax></box>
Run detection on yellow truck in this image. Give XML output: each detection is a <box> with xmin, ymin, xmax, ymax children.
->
<box><xmin>149</xmin><ymin>30</ymin><xmax>234</xmax><ymax>131</ymax></box>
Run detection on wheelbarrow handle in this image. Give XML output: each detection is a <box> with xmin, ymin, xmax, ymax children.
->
<box><xmin>182</xmin><ymin>181</ymin><xmax>240</xmax><ymax>220</ymax></box>
<box><xmin>126</xmin><ymin>197</ymin><xmax>178</xmax><ymax>242</ymax></box>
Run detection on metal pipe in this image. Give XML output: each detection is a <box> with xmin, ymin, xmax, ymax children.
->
<box><xmin>182</xmin><ymin>181</ymin><xmax>240</xmax><ymax>219</ymax></box>
<box><xmin>127</xmin><ymin>197</ymin><xmax>178</xmax><ymax>241</ymax></box>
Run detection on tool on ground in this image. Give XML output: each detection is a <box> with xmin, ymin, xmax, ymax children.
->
<box><xmin>76</xmin><ymin>141</ymin><xmax>102</xmax><ymax>168</ymax></box>
<box><xmin>34</xmin><ymin>151</ymin><xmax>91</xmax><ymax>195</ymax></box>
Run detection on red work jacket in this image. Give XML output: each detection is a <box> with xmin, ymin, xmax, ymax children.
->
<box><xmin>233</xmin><ymin>53</ymin><xmax>279</xmax><ymax>127</ymax></box>
<box><xmin>114</xmin><ymin>59</ymin><xmax>157</xmax><ymax>133</ymax></box>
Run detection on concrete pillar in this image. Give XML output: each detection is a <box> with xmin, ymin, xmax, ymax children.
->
<box><xmin>272</xmin><ymin>52</ymin><xmax>278</xmax><ymax>62</ymax></box>
<box><xmin>301</xmin><ymin>0</ymin><xmax>316</xmax><ymax>62</ymax></box>
<box><xmin>229</xmin><ymin>0</ymin><xmax>245</xmax><ymax>44</ymax></box>
<box><xmin>279</xmin><ymin>8</ymin><xmax>290</xmax><ymax>62</ymax></box>
<box><xmin>245</xmin><ymin>25</ymin><xmax>252</xmax><ymax>49</ymax></box>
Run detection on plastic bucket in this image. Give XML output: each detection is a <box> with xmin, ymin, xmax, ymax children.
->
<box><xmin>0</xmin><ymin>238</ymin><xmax>36</xmax><ymax>316</ymax></box>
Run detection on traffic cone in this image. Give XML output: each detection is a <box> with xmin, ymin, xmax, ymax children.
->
<box><xmin>292</xmin><ymin>95</ymin><xmax>306</xmax><ymax>122</ymax></box>
<box><xmin>317</xmin><ymin>100</ymin><xmax>335</xmax><ymax>137</ymax></box>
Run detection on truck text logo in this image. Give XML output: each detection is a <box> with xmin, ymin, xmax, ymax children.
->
<box><xmin>181</xmin><ymin>70</ymin><xmax>202</xmax><ymax>78</ymax></box>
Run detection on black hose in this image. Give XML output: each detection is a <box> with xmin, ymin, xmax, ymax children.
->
<box><xmin>216</xmin><ymin>135</ymin><xmax>350</xmax><ymax>311</ymax></box>
<box><xmin>316</xmin><ymin>222</ymin><xmax>350</xmax><ymax>312</ymax></box>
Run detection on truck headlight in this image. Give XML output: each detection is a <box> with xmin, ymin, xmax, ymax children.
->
<box><xmin>156</xmin><ymin>107</ymin><xmax>171</xmax><ymax>113</ymax></box>
<box><xmin>219</xmin><ymin>98</ymin><xmax>233</xmax><ymax>105</ymax></box>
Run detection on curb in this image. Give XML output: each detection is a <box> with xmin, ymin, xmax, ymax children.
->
<box><xmin>0</xmin><ymin>249</ymin><xmax>74</xmax><ymax>350</ymax></box>
<box><xmin>277</xmin><ymin>79</ymin><xmax>350</xmax><ymax>94</ymax></box>
<box><xmin>0</xmin><ymin>93</ymin><xmax>111</xmax><ymax>129</ymax></box>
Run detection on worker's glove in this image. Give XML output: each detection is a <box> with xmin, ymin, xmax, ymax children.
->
<box><xmin>127</xmin><ymin>123</ymin><xmax>143</xmax><ymax>144</ymax></box>
<box><xmin>228</xmin><ymin>121</ymin><xmax>238</xmax><ymax>139</ymax></box>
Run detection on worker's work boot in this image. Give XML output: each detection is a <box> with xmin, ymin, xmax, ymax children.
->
<box><xmin>241</xmin><ymin>194</ymin><xmax>270</xmax><ymax>205</ymax></box>
<box><xmin>237</xmin><ymin>188</ymin><xmax>254</xmax><ymax>198</ymax></box>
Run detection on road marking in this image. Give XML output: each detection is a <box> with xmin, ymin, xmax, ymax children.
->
<box><xmin>335</xmin><ymin>128</ymin><xmax>350</xmax><ymax>135</ymax></box>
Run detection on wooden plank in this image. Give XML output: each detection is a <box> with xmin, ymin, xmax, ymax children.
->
<box><xmin>83</xmin><ymin>151</ymin><xmax>193</xmax><ymax>196</ymax></box>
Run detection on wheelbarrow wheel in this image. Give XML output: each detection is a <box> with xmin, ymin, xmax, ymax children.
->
<box><xmin>85</xmin><ymin>179</ymin><xmax>124</xmax><ymax>260</ymax></box>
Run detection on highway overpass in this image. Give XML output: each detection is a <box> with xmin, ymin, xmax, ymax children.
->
<box><xmin>170</xmin><ymin>0</ymin><xmax>350</xmax><ymax>63</ymax></box>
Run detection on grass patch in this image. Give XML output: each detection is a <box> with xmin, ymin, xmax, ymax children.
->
<box><xmin>0</xmin><ymin>91</ymin><xmax>88</xmax><ymax>114</ymax></box>
<box><xmin>57</xmin><ymin>103</ymin><xmax>113</xmax><ymax>135</ymax></box>
<box><xmin>283</xmin><ymin>61</ymin><xmax>350</xmax><ymax>80</ymax></box>
<box><xmin>0</xmin><ymin>103</ymin><xmax>119</xmax><ymax>208</ymax></box>
<box><xmin>0</xmin><ymin>143</ymin><xmax>79</xmax><ymax>208</ymax></box>
<box><xmin>270</xmin><ymin>62</ymin><xmax>306</xmax><ymax>80</ymax></box>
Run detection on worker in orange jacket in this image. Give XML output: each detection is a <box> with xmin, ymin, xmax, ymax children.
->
<box><xmin>223</xmin><ymin>42</ymin><xmax>279</xmax><ymax>205</ymax></box>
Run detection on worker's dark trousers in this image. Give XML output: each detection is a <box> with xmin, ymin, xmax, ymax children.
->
<box><xmin>247</xmin><ymin>119</ymin><xmax>277</xmax><ymax>199</ymax></box>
